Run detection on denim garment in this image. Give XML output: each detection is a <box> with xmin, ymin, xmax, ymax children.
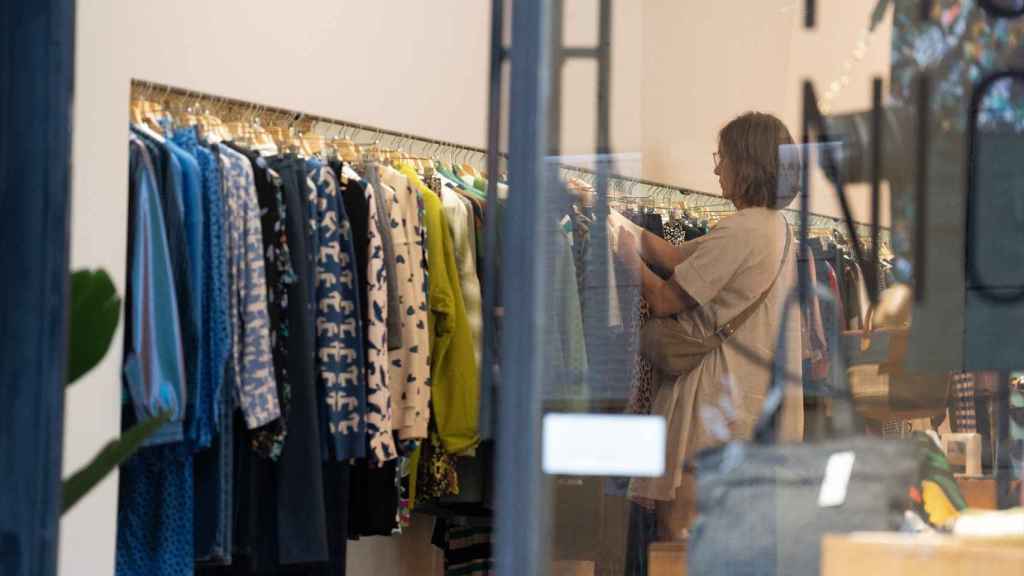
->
<box><xmin>116</xmin><ymin>443</ymin><xmax>193</xmax><ymax>576</ymax></box>
<box><xmin>193</xmin><ymin>379</ymin><xmax>234</xmax><ymax>564</ymax></box>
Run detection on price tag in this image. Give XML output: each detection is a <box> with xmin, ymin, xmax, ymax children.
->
<box><xmin>818</xmin><ymin>451</ymin><xmax>856</xmax><ymax>508</ymax></box>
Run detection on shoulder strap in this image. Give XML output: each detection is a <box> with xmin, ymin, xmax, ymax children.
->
<box><xmin>704</xmin><ymin>221</ymin><xmax>792</xmax><ymax>346</ymax></box>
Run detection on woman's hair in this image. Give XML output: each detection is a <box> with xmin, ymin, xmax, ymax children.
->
<box><xmin>717</xmin><ymin>112</ymin><xmax>801</xmax><ymax>209</ymax></box>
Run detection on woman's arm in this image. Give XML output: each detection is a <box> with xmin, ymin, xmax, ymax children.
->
<box><xmin>617</xmin><ymin>229</ymin><xmax>698</xmax><ymax>317</ymax></box>
<box><xmin>608</xmin><ymin>210</ymin><xmax>688</xmax><ymax>275</ymax></box>
<box><xmin>638</xmin><ymin>261</ymin><xmax>699</xmax><ymax>317</ymax></box>
<box><xmin>639</xmin><ymin>229</ymin><xmax>687</xmax><ymax>275</ymax></box>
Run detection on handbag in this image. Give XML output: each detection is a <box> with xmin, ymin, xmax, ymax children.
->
<box><xmin>842</xmin><ymin>287</ymin><xmax>951</xmax><ymax>421</ymax></box>
<box><xmin>688</xmin><ymin>303</ymin><xmax>922</xmax><ymax>576</ymax></box>
<box><xmin>639</xmin><ymin>228</ymin><xmax>792</xmax><ymax>378</ymax></box>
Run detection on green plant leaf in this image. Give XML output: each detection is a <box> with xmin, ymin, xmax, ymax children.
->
<box><xmin>67</xmin><ymin>269</ymin><xmax>121</xmax><ymax>385</ymax></box>
<box><xmin>61</xmin><ymin>412</ymin><xmax>169</xmax><ymax>514</ymax></box>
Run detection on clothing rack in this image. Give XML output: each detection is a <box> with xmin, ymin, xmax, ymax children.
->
<box><xmin>131</xmin><ymin>78</ymin><xmax>889</xmax><ymax>243</ymax></box>
<box><xmin>131</xmin><ymin>78</ymin><xmax>496</xmax><ymax>168</ymax></box>
<box><xmin>561</xmin><ymin>163</ymin><xmax>890</xmax><ymax>244</ymax></box>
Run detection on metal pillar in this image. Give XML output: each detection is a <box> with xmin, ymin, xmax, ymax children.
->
<box><xmin>494</xmin><ymin>0</ymin><xmax>553</xmax><ymax>573</ymax></box>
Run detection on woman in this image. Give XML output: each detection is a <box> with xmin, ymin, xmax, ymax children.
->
<box><xmin>616</xmin><ymin>112</ymin><xmax>805</xmax><ymax>540</ymax></box>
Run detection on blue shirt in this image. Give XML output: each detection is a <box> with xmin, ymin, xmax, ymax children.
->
<box><xmin>172</xmin><ymin>127</ymin><xmax>229</xmax><ymax>449</ymax></box>
<box><xmin>163</xmin><ymin>135</ymin><xmax>206</xmax><ymax>446</ymax></box>
<box><xmin>123</xmin><ymin>134</ymin><xmax>187</xmax><ymax>444</ymax></box>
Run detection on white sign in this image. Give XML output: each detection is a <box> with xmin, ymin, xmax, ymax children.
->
<box><xmin>542</xmin><ymin>413</ymin><xmax>666</xmax><ymax>477</ymax></box>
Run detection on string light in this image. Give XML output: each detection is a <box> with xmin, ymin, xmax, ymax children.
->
<box><xmin>820</xmin><ymin>24</ymin><xmax>880</xmax><ymax>115</ymax></box>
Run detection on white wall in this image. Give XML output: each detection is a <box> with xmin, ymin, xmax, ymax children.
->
<box><xmin>64</xmin><ymin>1</ymin><xmax>895</xmax><ymax>574</ymax></box>
<box><xmin>638</xmin><ymin>0</ymin><xmax>894</xmax><ymax>224</ymax></box>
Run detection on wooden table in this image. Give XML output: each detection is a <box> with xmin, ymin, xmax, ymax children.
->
<box><xmin>822</xmin><ymin>532</ymin><xmax>1024</xmax><ymax>576</ymax></box>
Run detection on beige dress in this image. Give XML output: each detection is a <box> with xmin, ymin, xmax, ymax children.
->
<box><xmin>630</xmin><ymin>207</ymin><xmax>804</xmax><ymax>502</ymax></box>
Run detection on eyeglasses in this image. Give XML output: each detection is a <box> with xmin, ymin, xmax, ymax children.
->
<box><xmin>713</xmin><ymin>152</ymin><xmax>723</xmax><ymax>169</ymax></box>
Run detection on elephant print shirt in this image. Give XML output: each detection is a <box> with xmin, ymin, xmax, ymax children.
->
<box><xmin>309</xmin><ymin>160</ymin><xmax>367</xmax><ymax>460</ymax></box>
<box><xmin>217</xmin><ymin>143</ymin><xmax>281</xmax><ymax>430</ymax></box>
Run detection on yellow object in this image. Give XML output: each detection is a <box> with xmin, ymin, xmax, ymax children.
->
<box><xmin>922</xmin><ymin>480</ymin><xmax>962</xmax><ymax>526</ymax></box>
<box><xmin>399</xmin><ymin>164</ymin><xmax>480</xmax><ymax>455</ymax></box>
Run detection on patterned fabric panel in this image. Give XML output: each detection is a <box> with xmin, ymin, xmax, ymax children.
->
<box><xmin>364</xmin><ymin>182</ymin><xmax>398</xmax><ymax>463</ymax></box>
<box><xmin>310</xmin><ymin>162</ymin><xmax>367</xmax><ymax>460</ymax></box>
<box><xmin>380</xmin><ymin>168</ymin><xmax>431</xmax><ymax>444</ymax></box>
<box><xmin>171</xmin><ymin>127</ymin><xmax>229</xmax><ymax>449</ymax></box>
<box><xmin>953</xmin><ymin>372</ymin><xmax>977</xmax><ymax>433</ymax></box>
<box><xmin>251</xmin><ymin>162</ymin><xmax>296</xmax><ymax>460</ymax></box>
<box><xmin>217</xmin><ymin>144</ymin><xmax>280</xmax><ymax>429</ymax></box>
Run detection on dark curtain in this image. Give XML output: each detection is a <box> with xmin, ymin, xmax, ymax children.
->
<box><xmin>0</xmin><ymin>1</ymin><xmax>76</xmax><ymax>575</ymax></box>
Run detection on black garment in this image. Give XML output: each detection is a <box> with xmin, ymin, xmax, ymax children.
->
<box><xmin>332</xmin><ymin>161</ymin><xmax>370</xmax><ymax>336</ymax></box>
<box><xmin>431</xmin><ymin>517</ymin><xmax>495</xmax><ymax>574</ymax></box>
<box><xmin>225</xmin><ymin>412</ymin><xmax>276</xmax><ymax>571</ymax></box>
<box><xmin>230</xmin><ymin>143</ymin><xmax>291</xmax><ymax>458</ymax></box>
<box><xmin>623</xmin><ymin>502</ymin><xmax>657</xmax><ymax>576</ymax></box>
<box><xmin>438</xmin><ymin>441</ymin><xmax>494</xmax><ymax>506</ymax></box>
<box><xmin>349</xmin><ymin>460</ymin><xmax>399</xmax><ymax>537</ymax></box>
<box><xmin>318</xmin><ymin>462</ymin><xmax>352</xmax><ymax>575</ymax></box>
<box><xmin>194</xmin><ymin>372</ymin><xmax>235</xmax><ymax>564</ymax></box>
<box><xmin>266</xmin><ymin>156</ymin><xmax>329</xmax><ymax>565</ymax></box>
<box><xmin>644</xmin><ymin>212</ymin><xmax>664</xmax><ymax>238</ymax></box>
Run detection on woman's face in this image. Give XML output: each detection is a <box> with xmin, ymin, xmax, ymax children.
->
<box><xmin>714</xmin><ymin>147</ymin><xmax>735</xmax><ymax>202</ymax></box>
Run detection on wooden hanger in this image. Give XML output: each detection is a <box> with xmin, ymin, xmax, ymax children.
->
<box><xmin>130</xmin><ymin>98</ymin><xmax>146</xmax><ymax>125</ymax></box>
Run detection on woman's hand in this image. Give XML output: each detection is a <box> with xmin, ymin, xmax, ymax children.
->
<box><xmin>615</xmin><ymin>225</ymin><xmax>637</xmax><ymax>255</ymax></box>
<box><xmin>616</xmin><ymin>226</ymin><xmax>642</xmax><ymax>270</ymax></box>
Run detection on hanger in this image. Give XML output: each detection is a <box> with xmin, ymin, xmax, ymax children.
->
<box><xmin>211</xmin><ymin>96</ymin><xmax>232</xmax><ymax>142</ymax></box>
<box><xmin>130</xmin><ymin>83</ymin><xmax>167</xmax><ymax>139</ymax></box>
<box><xmin>130</xmin><ymin>90</ymin><xmax>146</xmax><ymax>125</ymax></box>
<box><xmin>303</xmin><ymin>123</ymin><xmax>326</xmax><ymax>156</ymax></box>
<box><xmin>224</xmin><ymin>101</ymin><xmax>251</xmax><ymax>144</ymax></box>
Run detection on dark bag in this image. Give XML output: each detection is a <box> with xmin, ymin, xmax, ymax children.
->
<box><xmin>688</xmin><ymin>295</ymin><xmax>922</xmax><ymax>576</ymax></box>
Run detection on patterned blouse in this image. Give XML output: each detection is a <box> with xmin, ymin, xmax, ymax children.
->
<box><xmin>216</xmin><ymin>144</ymin><xmax>280</xmax><ymax>429</ymax></box>
<box><xmin>308</xmin><ymin>160</ymin><xmax>367</xmax><ymax>460</ymax></box>
<box><xmin>172</xmin><ymin>127</ymin><xmax>230</xmax><ymax>448</ymax></box>
<box><xmin>379</xmin><ymin>167</ymin><xmax>431</xmax><ymax>445</ymax></box>
<box><xmin>363</xmin><ymin>182</ymin><xmax>398</xmax><ymax>463</ymax></box>
<box><xmin>249</xmin><ymin>155</ymin><xmax>296</xmax><ymax>460</ymax></box>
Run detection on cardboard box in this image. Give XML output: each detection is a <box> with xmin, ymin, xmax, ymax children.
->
<box><xmin>956</xmin><ymin>476</ymin><xmax>1023</xmax><ymax>510</ymax></box>
<box><xmin>822</xmin><ymin>532</ymin><xmax>1024</xmax><ymax>576</ymax></box>
<box><xmin>958</xmin><ymin>476</ymin><xmax>999</xmax><ymax>510</ymax></box>
<box><xmin>648</xmin><ymin>541</ymin><xmax>686</xmax><ymax>576</ymax></box>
